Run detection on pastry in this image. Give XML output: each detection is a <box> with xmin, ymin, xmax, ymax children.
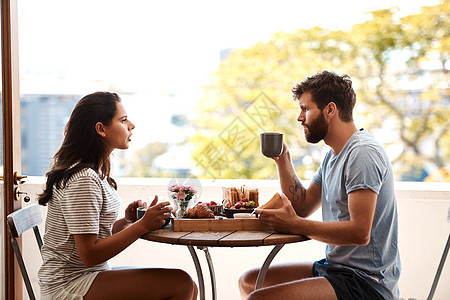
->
<box><xmin>184</xmin><ymin>204</ymin><xmax>215</xmax><ymax>219</ymax></box>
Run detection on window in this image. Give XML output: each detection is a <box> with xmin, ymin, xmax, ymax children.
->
<box><xmin>18</xmin><ymin>0</ymin><xmax>448</xmax><ymax>181</ymax></box>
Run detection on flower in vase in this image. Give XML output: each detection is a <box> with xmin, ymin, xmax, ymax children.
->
<box><xmin>177</xmin><ymin>190</ymin><xmax>186</xmax><ymax>200</ymax></box>
<box><xmin>168</xmin><ymin>184</ymin><xmax>198</xmax><ymax>201</ymax></box>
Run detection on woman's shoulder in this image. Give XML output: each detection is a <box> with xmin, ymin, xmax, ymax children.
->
<box><xmin>66</xmin><ymin>167</ymin><xmax>102</xmax><ymax>186</ymax></box>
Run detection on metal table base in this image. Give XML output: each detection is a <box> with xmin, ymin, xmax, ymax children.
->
<box><xmin>187</xmin><ymin>244</ymin><xmax>284</xmax><ymax>300</ymax></box>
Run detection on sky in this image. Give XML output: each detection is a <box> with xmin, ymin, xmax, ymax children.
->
<box><xmin>17</xmin><ymin>0</ymin><xmax>441</xmax><ymax>150</ymax></box>
<box><xmin>18</xmin><ymin>0</ymin><xmax>440</xmax><ymax>93</ymax></box>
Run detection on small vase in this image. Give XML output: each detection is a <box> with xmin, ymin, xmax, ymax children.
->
<box><xmin>175</xmin><ymin>199</ymin><xmax>191</xmax><ymax>218</ymax></box>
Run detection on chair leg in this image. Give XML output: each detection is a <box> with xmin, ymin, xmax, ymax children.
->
<box><xmin>11</xmin><ymin>237</ymin><xmax>36</xmax><ymax>300</ymax></box>
<box><xmin>33</xmin><ymin>226</ymin><xmax>43</xmax><ymax>251</ymax></box>
<box><xmin>426</xmin><ymin>233</ymin><xmax>450</xmax><ymax>300</ymax></box>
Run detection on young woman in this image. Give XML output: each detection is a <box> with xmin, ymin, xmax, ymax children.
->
<box><xmin>38</xmin><ymin>92</ymin><xmax>197</xmax><ymax>300</ymax></box>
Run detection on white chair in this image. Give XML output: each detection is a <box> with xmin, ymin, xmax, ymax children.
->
<box><xmin>6</xmin><ymin>204</ymin><xmax>43</xmax><ymax>300</ymax></box>
<box><xmin>426</xmin><ymin>206</ymin><xmax>450</xmax><ymax>300</ymax></box>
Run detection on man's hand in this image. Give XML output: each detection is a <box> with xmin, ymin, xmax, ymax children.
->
<box><xmin>272</xmin><ymin>141</ymin><xmax>290</xmax><ymax>163</ymax></box>
<box><xmin>255</xmin><ymin>193</ymin><xmax>301</xmax><ymax>233</ymax></box>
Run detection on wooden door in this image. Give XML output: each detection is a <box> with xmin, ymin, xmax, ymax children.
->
<box><xmin>2</xmin><ymin>0</ymin><xmax>24</xmax><ymax>299</ymax></box>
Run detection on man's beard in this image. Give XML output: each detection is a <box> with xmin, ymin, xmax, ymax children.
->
<box><xmin>303</xmin><ymin>111</ymin><xmax>329</xmax><ymax>144</ymax></box>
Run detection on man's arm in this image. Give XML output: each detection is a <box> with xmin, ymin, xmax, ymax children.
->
<box><xmin>293</xmin><ymin>189</ymin><xmax>377</xmax><ymax>245</ymax></box>
<box><xmin>274</xmin><ymin>143</ymin><xmax>321</xmax><ymax>218</ymax></box>
<box><xmin>259</xmin><ymin>189</ymin><xmax>377</xmax><ymax>245</ymax></box>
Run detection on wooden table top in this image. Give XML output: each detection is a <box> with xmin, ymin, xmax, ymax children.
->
<box><xmin>141</xmin><ymin>227</ymin><xmax>308</xmax><ymax>247</ymax></box>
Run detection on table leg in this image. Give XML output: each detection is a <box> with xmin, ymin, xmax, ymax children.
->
<box><xmin>187</xmin><ymin>245</ymin><xmax>206</xmax><ymax>300</ymax></box>
<box><xmin>199</xmin><ymin>246</ymin><xmax>217</xmax><ymax>300</ymax></box>
<box><xmin>255</xmin><ymin>244</ymin><xmax>284</xmax><ymax>290</ymax></box>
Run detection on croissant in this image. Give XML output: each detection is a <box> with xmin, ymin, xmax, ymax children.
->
<box><xmin>184</xmin><ymin>204</ymin><xmax>215</xmax><ymax>219</ymax></box>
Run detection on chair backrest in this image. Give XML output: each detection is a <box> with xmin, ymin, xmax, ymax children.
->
<box><xmin>6</xmin><ymin>204</ymin><xmax>43</xmax><ymax>300</ymax></box>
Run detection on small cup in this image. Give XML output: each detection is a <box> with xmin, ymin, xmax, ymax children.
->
<box><xmin>260</xmin><ymin>132</ymin><xmax>283</xmax><ymax>157</ymax></box>
<box><xmin>137</xmin><ymin>207</ymin><xmax>171</xmax><ymax>228</ymax></box>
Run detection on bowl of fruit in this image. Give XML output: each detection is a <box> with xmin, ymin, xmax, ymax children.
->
<box><xmin>223</xmin><ymin>199</ymin><xmax>257</xmax><ymax>218</ymax></box>
<box><xmin>197</xmin><ymin>201</ymin><xmax>223</xmax><ymax>216</ymax></box>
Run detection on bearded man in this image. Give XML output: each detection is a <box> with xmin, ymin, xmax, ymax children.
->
<box><xmin>239</xmin><ymin>70</ymin><xmax>401</xmax><ymax>300</ymax></box>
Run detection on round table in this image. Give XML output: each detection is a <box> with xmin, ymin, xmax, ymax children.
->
<box><xmin>141</xmin><ymin>227</ymin><xmax>308</xmax><ymax>300</ymax></box>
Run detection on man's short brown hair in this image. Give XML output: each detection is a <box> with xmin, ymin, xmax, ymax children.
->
<box><xmin>292</xmin><ymin>70</ymin><xmax>356</xmax><ymax>122</ymax></box>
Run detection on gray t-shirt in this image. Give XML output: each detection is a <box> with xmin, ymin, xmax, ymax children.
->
<box><xmin>312</xmin><ymin>129</ymin><xmax>401</xmax><ymax>296</ymax></box>
<box><xmin>38</xmin><ymin>167</ymin><xmax>121</xmax><ymax>296</ymax></box>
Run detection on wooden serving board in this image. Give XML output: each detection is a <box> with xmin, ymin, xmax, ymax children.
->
<box><xmin>172</xmin><ymin>217</ymin><xmax>272</xmax><ymax>232</ymax></box>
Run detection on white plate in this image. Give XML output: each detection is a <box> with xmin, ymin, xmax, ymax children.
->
<box><xmin>233</xmin><ymin>213</ymin><xmax>256</xmax><ymax>219</ymax></box>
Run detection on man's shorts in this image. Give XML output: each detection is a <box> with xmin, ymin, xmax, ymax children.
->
<box><xmin>312</xmin><ymin>259</ymin><xmax>394</xmax><ymax>300</ymax></box>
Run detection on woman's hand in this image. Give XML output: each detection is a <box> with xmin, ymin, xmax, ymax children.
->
<box><xmin>138</xmin><ymin>195</ymin><xmax>172</xmax><ymax>231</ymax></box>
<box><xmin>124</xmin><ymin>199</ymin><xmax>146</xmax><ymax>223</ymax></box>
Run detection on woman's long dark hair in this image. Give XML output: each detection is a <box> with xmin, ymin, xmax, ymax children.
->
<box><xmin>38</xmin><ymin>92</ymin><xmax>120</xmax><ymax>206</ymax></box>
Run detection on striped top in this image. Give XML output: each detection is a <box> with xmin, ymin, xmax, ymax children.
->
<box><xmin>38</xmin><ymin>167</ymin><xmax>121</xmax><ymax>296</ymax></box>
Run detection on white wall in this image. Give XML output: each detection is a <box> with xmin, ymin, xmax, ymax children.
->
<box><xmin>19</xmin><ymin>178</ymin><xmax>450</xmax><ymax>299</ymax></box>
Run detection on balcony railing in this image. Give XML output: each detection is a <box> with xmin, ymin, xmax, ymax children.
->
<box><xmin>20</xmin><ymin>177</ymin><xmax>450</xmax><ymax>299</ymax></box>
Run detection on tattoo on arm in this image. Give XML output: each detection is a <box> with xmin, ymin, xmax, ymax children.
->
<box><xmin>289</xmin><ymin>175</ymin><xmax>305</xmax><ymax>203</ymax></box>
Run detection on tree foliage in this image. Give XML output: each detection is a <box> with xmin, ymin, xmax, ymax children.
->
<box><xmin>190</xmin><ymin>1</ymin><xmax>449</xmax><ymax>181</ymax></box>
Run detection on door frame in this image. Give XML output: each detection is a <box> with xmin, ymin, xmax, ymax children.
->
<box><xmin>2</xmin><ymin>0</ymin><xmax>22</xmax><ymax>299</ymax></box>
